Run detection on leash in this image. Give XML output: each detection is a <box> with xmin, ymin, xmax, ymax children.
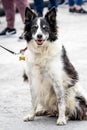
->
<box><xmin>0</xmin><ymin>44</ymin><xmax>20</xmax><ymax>55</ymax></box>
<box><xmin>0</xmin><ymin>44</ymin><xmax>27</xmax><ymax>61</ymax></box>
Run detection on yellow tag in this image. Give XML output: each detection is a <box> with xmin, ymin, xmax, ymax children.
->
<box><xmin>19</xmin><ymin>56</ymin><xmax>25</xmax><ymax>61</ymax></box>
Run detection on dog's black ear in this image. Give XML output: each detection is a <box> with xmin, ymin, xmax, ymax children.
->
<box><xmin>25</xmin><ymin>7</ymin><xmax>37</xmax><ymax>24</ymax></box>
<box><xmin>45</xmin><ymin>7</ymin><xmax>56</xmax><ymax>25</ymax></box>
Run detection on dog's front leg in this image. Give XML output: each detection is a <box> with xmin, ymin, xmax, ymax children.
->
<box><xmin>23</xmin><ymin>68</ymin><xmax>43</xmax><ymax>122</ymax></box>
<box><xmin>23</xmin><ymin>77</ymin><xmax>39</xmax><ymax>121</ymax></box>
<box><xmin>50</xmin><ymin>75</ymin><xmax>67</xmax><ymax>125</ymax></box>
<box><xmin>53</xmin><ymin>81</ymin><xmax>66</xmax><ymax>125</ymax></box>
<box><xmin>23</xmin><ymin>93</ymin><xmax>37</xmax><ymax>122</ymax></box>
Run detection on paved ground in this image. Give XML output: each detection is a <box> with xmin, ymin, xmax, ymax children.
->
<box><xmin>0</xmin><ymin>3</ymin><xmax>87</xmax><ymax>130</ymax></box>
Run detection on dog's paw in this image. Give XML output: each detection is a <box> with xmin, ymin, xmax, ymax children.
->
<box><xmin>36</xmin><ymin>110</ymin><xmax>48</xmax><ymax>116</ymax></box>
<box><xmin>23</xmin><ymin>114</ymin><xmax>35</xmax><ymax>122</ymax></box>
<box><xmin>56</xmin><ymin>117</ymin><xmax>67</xmax><ymax>125</ymax></box>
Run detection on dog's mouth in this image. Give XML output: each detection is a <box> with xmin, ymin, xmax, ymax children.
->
<box><xmin>35</xmin><ymin>40</ymin><xmax>45</xmax><ymax>45</ymax></box>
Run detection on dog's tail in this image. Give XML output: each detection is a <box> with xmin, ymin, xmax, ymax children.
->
<box><xmin>70</xmin><ymin>95</ymin><xmax>87</xmax><ymax>120</ymax></box>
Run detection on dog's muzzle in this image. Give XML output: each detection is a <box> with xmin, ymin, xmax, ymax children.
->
<box><xmin>35</xmin><ymin>34</ymin><xmax>45</xmax><ymax>45</ymax></box>
<box><xmin>35</xmin><ymin>40</ymin><xmax>45</xmax><ymax>45</ymax></box>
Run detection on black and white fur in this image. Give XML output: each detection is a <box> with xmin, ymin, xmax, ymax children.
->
<box><xmin>23</xmin><ymin>7</ymin><xmax>87</xmax><ymax>125</ymax></box>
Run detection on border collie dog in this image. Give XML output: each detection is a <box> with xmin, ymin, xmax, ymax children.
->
<box><xmin>23</xmin><ymin>7</ymin><xmax>87</xmax><ymax>125</ymax></box>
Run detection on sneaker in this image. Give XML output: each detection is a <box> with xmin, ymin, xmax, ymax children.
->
<box><xmin>75</xmin><ymin>8</ymin><xmax>87</xmax><ymax>14</ymax></box>
<box><xmin>0</xmin><ymin>27</ymin><xmax>16</xmax><ymax>36</ymax></box>
<box><xmin>69</xmin><ymin>8</ymin><xmax>76</xmax><ymax>13</ymax></box>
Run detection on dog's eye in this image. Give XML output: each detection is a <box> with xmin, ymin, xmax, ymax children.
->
<box><xmin>31</xmin><ymin>25</ymin><xmax>38</xmax><ymax>31</ymax></box>
<box><xmin>42</xmin><ymin>25</ymin><xmax>49</xmax><ymax>30</ymax></box>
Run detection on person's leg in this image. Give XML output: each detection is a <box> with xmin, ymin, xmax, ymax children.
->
<box><xmin>68</xmin><ymin>0</ymin><xmax>75</xmax><ymax>12</ymax></box>
<box><xmin>15</xmin><ymin>0</ymin><xmax>29</xmax><ymax>23</ymax></box>
<box><xmin>75</xmin><ymin>0</ymin><xmax>83</xmax><ymax>10</ymax></box>
<box><xmin>75</xmin><ymin>0</ymin><xmax>87</xmax><ymax>13</ymax></box>
<box><xmin>0</xmin><ymin>0</ymin><xmax>16</xmax><ymax>36</ymax></box>
<box><xmin>48</xmin><ymin>0</ymin><xmax>58</xmax><ymax>9</ymax></box>
<box><xmin>68</xmin><ymin>0</ymin><xmax>75</xmax><ymax>7</ymax></box>
<box><xmin>34</xmin><ymin>0</ymin><xmax>43</xmax><ymax>16</ymax></box>
<box><xmin>69</xmin><ymin>0</ymin><xmax>87</xmax><ymax>13</ymax></box>
<box><xmin>75</xmin><ymin>0</ymin><xmax>83</xmax><ymax>6</ymax></box>
<box><xmin>1</xmin><ymin>0</ymin><xmax>16</xmax><ymax>29</ymax></box>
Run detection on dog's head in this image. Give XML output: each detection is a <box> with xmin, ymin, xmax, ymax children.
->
<box><xmin>24</xmin><ymin>7</ymin><xmax>58</xmax><ymax>46</ymax></box>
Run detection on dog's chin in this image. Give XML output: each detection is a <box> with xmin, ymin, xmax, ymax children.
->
<box><xmin>35</xmin><ymin>40</ymin><xmax>45</xmax><ymax>45</ymax></box>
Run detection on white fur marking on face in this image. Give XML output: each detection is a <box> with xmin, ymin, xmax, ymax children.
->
<box><xmin>37</xmin><ymin>19</ymin><xmax>42</xmax><ymax>34</ymax></box>
<box><xmin>32</xmin><ymin>18</ymin><xmax>49</xmax><ymax>41</ymax></box>
<box><xmin>34</xmin><ymin>18</ymin><xmax>43</xmax><ymax>39</ymax></box>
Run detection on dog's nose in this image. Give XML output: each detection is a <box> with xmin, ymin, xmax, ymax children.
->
<box><xmin>37</xmin><ymin>34</ymin><xmax>42</xmax><ymax>39</ymax></box>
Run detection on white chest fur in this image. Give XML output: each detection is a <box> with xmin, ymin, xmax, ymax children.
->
<box><xmin>25</xmin><ymin>41</ymin><xmax>70</xmax><ymax>111</ymax></box>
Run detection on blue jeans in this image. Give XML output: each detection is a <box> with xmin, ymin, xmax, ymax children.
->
<box><xmin>34</xmin><ymin>0</ymin><xmax>44</xmax><ymax>16</ymax></box>
<box><xmin>34</xmin><ymin>0</ymin><xmax>58</xmax><ymax>16</ymax></box>
<box><xmin>48</xmin><ymin>0</ymin><xmax>58</xmax><ymax>9</ymax></box>
<box><xmin>68</xmin><ymin>0</ymin><xmax>83</xmax><ymax>6</ymax></box>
